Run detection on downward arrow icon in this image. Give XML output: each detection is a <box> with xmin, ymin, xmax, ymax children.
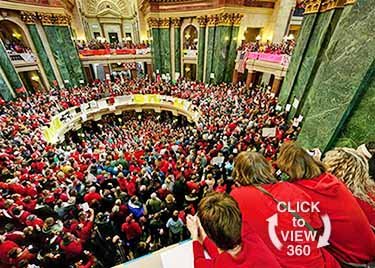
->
<box><xmin>267</xmin><ymin>213</ymin><xmax>283</xmax><ymax>250</ymax></box>
<box><xmin>317</xmin><ymin>214</ymin><xmax>331</xmax><ymax>248</ymax></box>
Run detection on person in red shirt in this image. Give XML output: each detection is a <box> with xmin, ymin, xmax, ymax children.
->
<box><xmin>121</xmin><ymin>216</ymin><xmax>142</xmax><ymax>242</ymax></box>
<box><xmin>59</xmin><ymin>233</ymin><xmax>83</xmax><ymax>258</ymax></box>
<box><xmin>83</xmin><ymin>186</ymin><xmax>102</xmax><ymax>205</ymax></box>
<box><xmin>231</xmin><ymin>151</ymin><xmax>339</xmax><ymax>268</ymax></box>
<box><xmin>278</xmin><ymin>142</ymin><xmax>375</xmax><ymax>265</ymax></box>
<box><xmin>187</xmin><ymin>192</ymin><xmax>281</xmax><ymax>268</ymax></box>
<box><xmin>323</xmin><ymin>147</ymin><xmax>375</xmax><ymax>226</ymax></box>
<box><xmin>0</xmin><ymin>238</ymin><xmax>19</xmax><ymax>264</ymax></box>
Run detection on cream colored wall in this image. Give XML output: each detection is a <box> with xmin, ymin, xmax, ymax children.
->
<box><xmin>87</xmin><ymin>18</ymin><xmax>103</xmax><ymax>38</ymax></box>
<box><xmin>238</xmin><ymin>8</ymin><xmax>273</xmax><ymax>45</ymax></box>
<box><xmin>103</xmin><ymin>23</ymin><xmax>122</xmax><ymax>41</ymax></box>
<box><xmin>260</xmin><ymin>0</ymin><xmax>295</xmax><ymax>42</ymax></box>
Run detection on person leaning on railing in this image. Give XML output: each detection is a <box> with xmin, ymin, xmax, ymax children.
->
<box><xmin>186</xmin><ymin>192</ymin><xmax>281</xmax><ymax>268</ymax></box>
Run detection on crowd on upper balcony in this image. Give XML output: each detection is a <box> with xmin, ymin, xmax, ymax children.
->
<box><xmin>3</xmin><ymin>39</ymin><xmax>32</xmax><ymax>55</ymax></box>
<box><xmin>237</xmin><ymin>38</ymin><xmax>296</xmax><ymax>55</ymax></box>
<box><xmin>76</xmin><ymin>39</ymin><xmax>150</xmax><ymax>51</ymax></box>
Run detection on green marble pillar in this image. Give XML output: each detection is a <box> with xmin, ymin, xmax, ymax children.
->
<box><xmin>288</xmin><ymin>9</ymin><xmax>342</xmax><ymax>119</ymax></box>
<box><xmin>297</xmin><ymin>2</ymin><xmax>375</xmax><ymax>151</ymax></box>
<box><xmin>204</xmin><ymin>26</ymin><xmax>216</xmax><ymax>83</ymax></box>
<box><xmin>335</xmin><ymin>59</ymin><xmax>375</xmax><ymax>148</ymax></box>
<box><xmin>224</xmin><ymin>25</ymin><xmax>240</xmax><ymax>83</ymax></box>
<box><xmin>159</xmin><ymin>28</ymin><xmax>171</xmax><ymax>75</ymax></box>
<box><xmin>151</xmin><ymin>28</ymin><xmax>162</xmax><ymax>74</ymax></box>
<box><xmin>0</xmin><ymin>40</ymin><xmax>23</xmax><ymax>91</ymax></box>
<box><xmin>43</xmin><ymin>25</ymin><xmax>85</xmax><ymax>87</ymax></box>
<box><xmin>197</xmin><ymin>26</ymin><xmax>206</xmax><ymax>82</ymax></box>
<box><xmin>61</xmin><ymin>26</ymin><xmax>85</xmax><ymax>84</ymax></box>
<box><xmin>278</xmin><ymin>14</ymin><xmax>319</xmax><ymax>106</ymax></box>
<box><xmin>27</xmin><ymin>24</ymin><xmax>57</xmax><ymax>86</ymax></box>
<box><xmin>0</xmin><ymin>65</ymin><xmax>14</xmax><ymax>100</ymax></box>
<box><xmin>212</xmin><ymin>25</ymin><xmax>231</xmax><ymax>84</ymax></box>
<box><xmin>174</xmin><ymin>27</ymin><xmax>181</xmax><ymax>75</ymax></box>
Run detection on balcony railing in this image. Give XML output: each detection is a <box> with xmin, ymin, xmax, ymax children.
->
<box><xmin>8</xmin><ymin>52</ymin><xmax>37</xmax><ymax>64</ymax></box>
<box><xmin>183</xmin><ymin>49</ymin><xmax>197</xmax><ymax>57</ymax></box>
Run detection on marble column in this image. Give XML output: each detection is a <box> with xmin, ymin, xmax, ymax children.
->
<box><xmin>146</xmin><ymin>63</ymin><xmax>153</xmax><ymax>79</ymax></box>
<box><xmin>272</xmin><ymin>0</ymin><xmax>296</xmax><ymax>42</ymax></box>
<box><xmin>297</xmin><ymin>0</ymin><xmax>375</xmax><ymax>151</ymax></box>
<box><xmin>245</xmin><ymin>70</ymin><xmax>255</xmax><ymax>89</ymax></box>
<box><xmin>232</xmin><ymin>69</ymin><xmax>239</xmax><ymax>85</ymax></box>
<box><xmin>224</xmin><ymin>14</ymin><xmax>243</xmax><ymax>83</ymax></box>
<box><xmin>147</xmin><ymin>18</ymin><xmax>162</xmax><ymax>74</ymax></box>
<box><xmin>204</xmin><ymin>15</ymin><xmax>218</xmax><ymax>83</ymax></box>
<box><xmin>197</xmin><ymin>17</ymin><xmax>207</xmax><ymax>82</ymax></box>
<box><xmin>159</xmin><ymin>18</ymin><xmax>171</xmax><ymax>75</ymax></box>
<box><xmin>212</xmin><ymin>14</ymin><xmax>231</xmax><ymax>84</ymax></box>
<box><xmin>335</xmin><ymin>59</ymin><xmax>375</xmax><ymax>148</ymax></box>
<box><xmin>171</xmin><ymin>18</ymin><xmax>182</xmax><ymax>77</ymax></box>
<box><xmin>27</xmin><ymin>24</ymin><xmax>57</xmax><ymax>86</ymax></box>
<box><xmin>0</xmin><ymin>40</ymin><xmax>23</xmax><ymax>93</ymax></box>
<box><xmin>278</xmin><ymin>13</ymin><xmax>319</xmax><ymax>106</ymax></box>
<box><xmin>0</xmin><ymin>64</ymin><xmax>15</xmax><ymax>100</ymax></box>
<box><xmin>288</xmin><ymin>8</ymin><xmax>343</xmax><ymax>120</ymax></box>
<box><xmin>272</xmin><ymin>76</ymin><xmax>283</xmax><ymax>95</ymax></box>
<box><xmin>43</xmin><ymin>25</ymin><xmax>85</xmax><ymax>87</ymax></box>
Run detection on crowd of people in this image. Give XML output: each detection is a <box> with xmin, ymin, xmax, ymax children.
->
<box><xmin>76</xmin><ymin>39</ymin><xmax>150</xmax><ymax>51</ymax></box>
<box><xmin>0</xmin><ymin>77</ymin><xmax>374</xmax><ymax>268</ymax></box>
<box><xmin>0</xmin><ymin>78</ymin><xmax>299</xmax><ymax>267</ymax></box>
<box><xmin>3</xmin><ymin>38</ymin><xmax>32</xmax><ymax>54</ymax></box>
<box><xmin>238</xmin><ymin>39</ymin><xmax>296</xmax><ymax>55</ymax></box>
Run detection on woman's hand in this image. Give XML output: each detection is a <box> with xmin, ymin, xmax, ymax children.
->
<box><xmin>186</xmin><ymin>214</ymin><xmax>199</xmax><ymax>242</ymax></box>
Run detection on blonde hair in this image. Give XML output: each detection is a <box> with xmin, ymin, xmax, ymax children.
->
<box><xmin>323</xmin><ymin>147</ymin><xmax>375</xmax><ymax>207</ymax></box>
<box><xmin>277</xmin><ymin>142</ymin><xmax>326</xmax><ymax>181</ymax></box>
<box><xmin>232</xmin><ymin>151</ymin><xmax>277</xmax><ymax>186</ymax></box>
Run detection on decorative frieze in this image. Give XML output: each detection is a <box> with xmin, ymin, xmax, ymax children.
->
<box><xmin>20</xmin><ymin>12</ymin><xmax>71</xmax><ymax>25</ymax></box>
<box><xmin>197</xmin><ymin>16</ymin><xmax>207</xmax><ymax>27</ymax></box>
<box><xmin>147</xmin><ymin>17</ymin><xmax>160</xmax><ymax>28</ymax></box>
<box><xmin>207</xmin><ymin>15</ymin><xmax>219</xmax><ymax>27</ymax></box>
<box><xmin>159</xmin><ymin>18</ymin><xmax>171</xmax><ymax>28</ymax></box>
<box><xmin>20</xmin><ymin>12</ymin><xmax>37</xmax><ymax>24</ymax></box>
<box><xmin>320</xmin><ymin>0</ymin><xmax>346</xmax><ymax>12</ymax></box>
<box><xmin>231</xmin><ymin>13</ymin><xmax>244</xmax><ymax>26</ymax></box>
<box><xmin>304</xmin><ymin>0</ymin><xmax>322</xmax><ymax>14</ymax></box>
<box><xmin>171</xmin><ymin>17</ymin><xmax>182</xmax><ymax>28</ymax></box>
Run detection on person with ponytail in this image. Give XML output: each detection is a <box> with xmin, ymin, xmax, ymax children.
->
<box><xmin>323</xmin><ymin>147</ymin><xmax>375</xmax><ymax>226</ymax></box>
<box><xmin>277</xmin><ymin>142</ymin><xmax>375</xmax><ymax>266</ymax></box>
<box><xmin>230</xmin><ymin>151</ymin><xmax>339</xmax><ymax>268</ymax></box>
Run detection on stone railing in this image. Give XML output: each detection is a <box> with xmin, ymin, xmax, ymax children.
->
<box><xmin>8</xmin><ymin>52</ymin><xmax>37</xmax><ymax>63</ymax></box>
<box><xmin>42</xmin><ymin>94</ymin><xmax>202</xmax><ymax>144</ymax></box>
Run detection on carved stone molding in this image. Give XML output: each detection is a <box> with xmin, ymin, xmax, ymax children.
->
<box><xmin>304</xmin><ymin>0</ymin><xmax>322</xmax><ymax>14</ymax></box>
<box><xmin>147</xmin><ymin>17</ymin><xmax>159</xmax><ymax>28</ymax></box>
<box><xmin>20</xmin><ymin>11</ymin><xmax>37</xmax><ymax>24</ymax></box>
<box><xmin>20</xmin><ymin>12</ymin><xmax>71</xmax><ymax>25</ymax></box>
<box><xmin>207</xmin><ymin>14</ymin><xmax>219</xmax><ymax>27</ymax></box>
<box><xmin>171</xmin><ymin>17</ymin><xmax>182</xmax><ymax>28</ymax></box>
<box><xmin>320</xmin><ymin>0</ymin><xmax>346</xmax><ymax>12</ymax></box>
<box><xmin>197</xmin><ymin>16</ymin><xmax>207</xmax><ymax>27</ymax></box>
<box><xmin>344</xmin><ymin>0</ymin><xmax>356</xmax><ymax>5</ymax></box>
<box><xmin>231</xmin><ymin>13</ymin><xmax>244</xmax><ymax>26</ymax></box>
<box><xmin>159</xmin><ymin>18</ymin><xmax>170</xmax><ymax>28</ymax></box>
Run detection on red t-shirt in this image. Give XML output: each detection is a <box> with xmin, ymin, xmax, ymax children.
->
<box><xmin>294</xmin><ymin>173</ymin><xmax>375</xmax><ymax>264</ymax></box>
<box><xmin>121</xmin><ymin>221</ymin><xmax>142</xmax><ymax>241</ymax></box>
<box><xmin>193</xmin><ymin>233</ymin><xmax>281</xmax><ymax>268</ymax></box>
<box><xmin>231</xmin><ymin>182</ymin><xmax>340</xmax><ymax>268</ymax></box>
<box><xmin>356</xmin><ymin>195</ymin><xmax>375</xmax><ymax>227</ymax></box>
<box><xmin>83</xmin><ymin>192</ymin><xmax>102</xmax><ymax>204</ymax></box>
<box><xmin>0</xmin><ymin>240</ymin><xmax>18</xmax><ymax>263</ymax></box>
